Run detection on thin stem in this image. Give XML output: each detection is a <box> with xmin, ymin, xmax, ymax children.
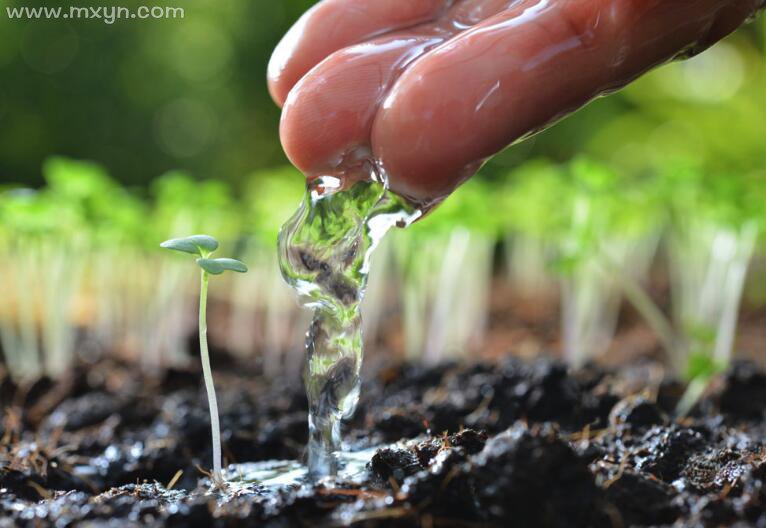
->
<box><xmin>676</xmin><ymin>376</ymin><xmax>709</xmax><ymax>417</ymax></box>
<box><xmin>595</xmin><ymin>249</ymin><xmax>679</xmax><ymax>369</ymax></box>
<box><xmin>199</xmin><ymin>270</ymin><xmax>224</xmax><ymax>488</ymax></box>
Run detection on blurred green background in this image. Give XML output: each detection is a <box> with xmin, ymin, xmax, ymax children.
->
<box><xmin>0</xmin><ymin>1</ymin><xmax>765</xmax><ymax>383</ymax></box>
<box><xmin>0</xmin><ymin>0</ymin><xmax>316</xmax><ymax>188</ymax></box>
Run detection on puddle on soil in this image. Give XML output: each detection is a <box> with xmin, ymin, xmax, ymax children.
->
<box><xmin>278</xmin><ymin>163</ymin><xmax>422</xmax><ymax>478</ymax></box>
<box><xmin>224</xmin><ymin>447</ymin><xmax>379</xmax><ymax>494</ymax></box>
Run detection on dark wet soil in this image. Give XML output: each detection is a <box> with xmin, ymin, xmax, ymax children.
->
<box><xmin>2</xmin><ymin>354</ymin><xmax>766</xmax><ymax>527</ymax></box>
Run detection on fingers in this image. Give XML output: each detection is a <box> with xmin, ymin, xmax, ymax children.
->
<box><xmin>267</xmin><ymin>0</ymin><xmax>448</xmax><ymax>107</ymax></box>
<box><xmin>279</xmin><ymin>34</ymin><xmax>445</xmax><ymax>178</ymax></box>
<box><xmin>444</xmin><ymin>0</ymin><xmax>522</xmax><ymax>27</ymax></box>
<box><xmin>371</xmin><ymin>0</ymin><xmax>761</xmax><ymax>201</ymax></box>
<box><xmin>276</xmin><ymin>0</ymin><xmax>764</xmax><ymax>202</ymax></box>
<box><xmin>371</xmin><ymin>0</ymin><xmax>618</xmax><ymax>200</ymax></box>
<box><xmin>695</xmin><ymin>0</ymin><xmax>766</xmax><ymax>50</ymax></box>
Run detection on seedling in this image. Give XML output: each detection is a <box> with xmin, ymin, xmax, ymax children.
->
<box><xmin>160</xmin><ymin>234</ymin><xmax>247</xmax><ymax>488</ymax></box>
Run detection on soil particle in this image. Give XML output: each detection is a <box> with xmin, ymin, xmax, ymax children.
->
<box><xmin>633</xmin><ymin>424</ymin><xmax>707</xmax><ymax>481</ymax></box>
<box><xmin>0</xmin><ymin>441</ymin><xmax>95</xmax><ymax>498</ymax></box>
<box><xmin>446</xmin><ymin>428</ymin><xmax>487</xmax><ymax>454</ymax></box>
<box><xmin>364</xmin><ymin>358</ymin><xmax>617</xmax><ymax>441</ymax></box>
<box><xmin>518</xmin><ymin>361</ymin><xmax>583</xmax><ymax>421</ymax></box>
<box><xmin>470</xmin><ymin>423</ymin><xmax>599</xmax><ymax>526</ymax></box>
<box><xmin>43</xmin><ymin>391</ymin><xmax>126</xmax><ymax>432</ymax></box>
<box><xmin>412</xmin><ymin>428</ymin><xmax>488</xmax><ymax>467</ymax></box>
<box><xmin>593</xmin><ymin>462</ymin><xmax>680</xmax><ymax>526</ymax></box>
<box><xmin>682</xmin><ymin>447</ymin><xmax>755</xmax><ymax>494</ymax></box>
<box><xmin>656</xmin><ymin>378</ymin><xmax>686</xmax><ymax>414</ymax></box>
<box><xmin>369</xmin><ymin>447</ymin><xmax>422</xmax><ymax>484</ymax></box>
<box><xmin>374</xmin><ymin>424</ymin><xmax>599</xmax><ymax>526</ymax></box>
<box><xmin>684</xmin><ymin>493</ymin><xmax>741</xmax><ymax>527</ymax></box>
<box><xmin>399</xmin><ymin>446</ymin><xmax>478</xmax><ymax>519</ymax></box>
<box><xmin>608</xmin><ymin>393</ymin><xmax>667</xmax><ymax>431</ymax></box>
<box><xmin>718</xmin><ymin>361</ymin><xmax>766</xmax><ymax>420</ymax></box>
<box><xmin>737</xmin><ymin>461</ymin><xmax>766</xmax><ymax>524</ymax></box>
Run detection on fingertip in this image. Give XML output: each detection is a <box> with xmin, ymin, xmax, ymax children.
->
<box><xmin>268</xmin><ymin>0</ymin><xmax>449</xmax><ymax>108</ymax></box>
<box><xmin>268</xmin><ymin>8</ymin><xmax>315</xmax><ymax>107</ymax></box>
<box><xmin>371</xmin><ymin>47</ymin><xmax>488</xmax><ymax>201</ymax></box>
<box><xmin>280</xmin><ymin>37</ymin><xmax>437</xmax><ymax>177</ymax></box>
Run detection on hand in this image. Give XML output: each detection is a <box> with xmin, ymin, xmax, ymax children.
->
<box><xmin>269</xmin><ymin>0</ymin><xmax>764</xmax><ymax>203</ymax></box>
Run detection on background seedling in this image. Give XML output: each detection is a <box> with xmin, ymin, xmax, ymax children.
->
<box><xmin>160</xmin><ymin>234</ymin><xmax>247</xmax><ymax>488</ymax></box>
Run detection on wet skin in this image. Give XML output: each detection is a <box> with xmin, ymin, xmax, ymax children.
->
<box><xmin>269</xmin><ymin>0</ymin><xmax>765</xmax><ymax>204</ymax></box>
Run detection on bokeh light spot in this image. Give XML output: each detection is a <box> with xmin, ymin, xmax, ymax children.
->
<box><xmin>681</xmin><ymin>43</ymin><xmax>744</xmax><ymax>102</ymax></box>
<box><xmin>155</xmin><ymin>98</ymin><xmax>217</xmax><ymax>158</ymax></box>
<box><xmin>20</xmin><ymin>21</ymin><xmax>79</xmax><ymax>75</ymax></box>
<box><xmin>656</xmin><ymin>42</ymin><xmax>745</xmax><ymax>103</ymax></box>
<box><xmin>167</xmin><ymin>21</ymin><xmax>232</xmax><ymax>82</ymax></box>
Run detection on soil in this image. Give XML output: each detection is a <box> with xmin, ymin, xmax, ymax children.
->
<box><xmin>2</xmin><ymin>354</ymin><xmax>766</xmax><ymax>527</ymax></box>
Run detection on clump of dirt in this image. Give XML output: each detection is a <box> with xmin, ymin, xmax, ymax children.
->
<box><xmin>2</xmin><ymin>356</ymin><xmax>766</xmax><ymax>527</ymax></box>
<box><xmin>472</xmin><ymin>424</ymin><xmax>599</xmax><ymax>525</ymax></box>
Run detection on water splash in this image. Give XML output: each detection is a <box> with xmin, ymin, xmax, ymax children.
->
<box><xmin>223</xmin><ymin>448</ymin><xmax>378</xmax><ymax>493</ymax></box>
<box><xmin>278</xmin><ymin>166</ymin><xmax>421</xmax><ymax>478</ymax></box>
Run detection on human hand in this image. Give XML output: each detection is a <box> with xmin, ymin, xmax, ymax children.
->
<box><xmin>269</xmin><ymin>0</ymin><xmax>764</xmax><ymax>203</ymax></box>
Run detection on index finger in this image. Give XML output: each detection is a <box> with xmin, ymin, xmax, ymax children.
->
<box><xmin>268</xmin><ymin>0</ymin><xmax>449</xmax><ymax>106</ymax></box>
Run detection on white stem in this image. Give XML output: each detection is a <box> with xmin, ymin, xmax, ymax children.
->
<box><xmin>403</xmin><ymin>272</ymin><xmax>426</xmax><ymax>361</ymax></box>
<box><xmin>399</xmin><ymin>240</ymin><xmax>428</xmax><ymax>361</ymax></box>
<box><xmin>669</xmin><ymin>221</ymin><xmax>759</xmax><ymax>370</ymax></box>
<box><xmin>507</xmin><ymin>235</ymin><xmax>552</xmax><ymax>295</ymax></box>
<box><xmin>676</xmin><ymin>376</ymin><xmax>709</xmax><ymax>417</ymax></box>
<box><xmin>425</xmin><ymin>230</ymin><xmax>471</xmax><ymax>363</ymax></box>
<box><xmin>199</xmin><ymin>271</ymin><xmax>224</xmax><ymax>487</ymax></box>
<box><xmin>713</xmin><ymin>222</ymin><xmax>758</xmax><ymax>363</ymax></box>
<box><xmin>264</xmin><ymin>277</ymin><xmax>283</xmax><ymax>375</ymax></box>
<box><xmin>17</xmin><ymin>246</ymin><xmax>41</xmax><ymax>379</ymax></box>
<box><xmin>596</xmin><ymin>245</ymin><xmax>678</xmax><ymax>365</ymax></box>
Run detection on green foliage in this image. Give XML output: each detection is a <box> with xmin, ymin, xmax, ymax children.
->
<box><xmin>498</xmin><ymin>159</ymin><xmax>569</xmax><ymax>236</ymax></box>
<box><xmin>151</xmin><ymin>171</ymin><xmax>242</xmax><ymax>241</ymax></box>
<box><xmin>496</xmin><ymin>155</ymin><xmax>663</xmax><ymax>277</ymax></box>
<box><xmin>0</xmin><ymin>0</ymin><xmax>316</xmax><ymax>187</ymax></box>
<box><xmin>418</xmin><ymin>178</ymin><xmax>500</xmax><ymax>237</ymax></box>
<box><xmin>656</xmin><ymin>158</ymin><xmax>765</xmax><ymax>232</ymax></box>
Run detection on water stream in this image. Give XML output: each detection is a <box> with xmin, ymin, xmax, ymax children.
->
<box><xmin>278</xmin><ymin>164</ymin><xmax>422</xmax><ymax>478</ymax></box>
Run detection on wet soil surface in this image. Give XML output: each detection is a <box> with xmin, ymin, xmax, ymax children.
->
<box><xmin>2</xmin><ymin>355</ymin><xmax>766</xmax><ymax>527</ymax></box>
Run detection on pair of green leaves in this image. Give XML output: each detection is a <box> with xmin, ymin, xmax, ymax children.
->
<box><xmin>161</xmin><ymin>234</ymin><xmax>247</xmax><ymax>275</ymax></box>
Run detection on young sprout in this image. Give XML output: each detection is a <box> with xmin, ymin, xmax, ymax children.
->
<box><xmin>676</xmin><ymin>351</ymin><xmax>727</xmax><ymax>416</ymax></box>
<box><xmin>160</xmin><ymin>234</ymin><xmax>247</xmax><ymax>489</ymax></box>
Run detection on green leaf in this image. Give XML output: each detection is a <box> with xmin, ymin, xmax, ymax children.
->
<box><xmin>196</xmin><ymin>258</ymin><xmax>224</xmax><ymax>274</ymax></box>
<box><xmin>196</xmin><ymin>257</ymin><xmax>247</xmax><ymax>275</ymax></box>
<box><xmin>214</xmin><ymin>258</ymin><xmax>248</xmax><ymax>273</ymax></box>
<box><xmin>160</xmin><ymin>234</ymin><xmax>219</xmax><ymax>255</ymax></box>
